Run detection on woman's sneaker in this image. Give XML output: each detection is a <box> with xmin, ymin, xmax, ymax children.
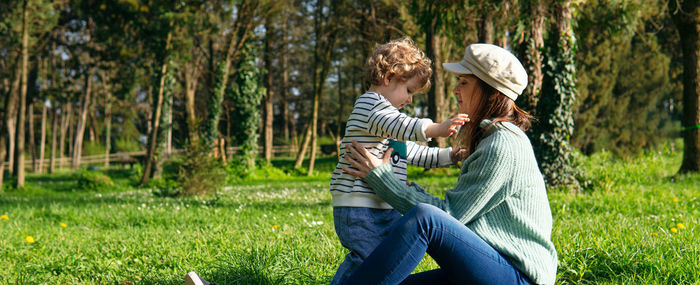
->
<box><xmin>185</xmin><ymin>271</ymin><xmax>217</xmax><ymax>285</ymax></box>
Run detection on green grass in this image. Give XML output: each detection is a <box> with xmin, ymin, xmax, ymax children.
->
<box><xmin>0</xmin><ymin>144</ymin><xmax>698</xmax><ymax>284</ymax></box>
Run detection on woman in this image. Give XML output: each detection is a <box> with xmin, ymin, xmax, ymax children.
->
<box><xmin>341</xmin><ymin>44</ymin><xmax>558</xmax><ymax>285</ymax></box>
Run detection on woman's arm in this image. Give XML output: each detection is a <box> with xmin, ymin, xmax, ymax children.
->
<box><xmin>345</xmin><ymin>132</ymin><xmax>517</xmax><ymax>224</ymax></box>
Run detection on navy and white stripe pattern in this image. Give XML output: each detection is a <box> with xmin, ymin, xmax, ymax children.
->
<box><xmin>331</xmin><ymin>92</ymin><xmax>452</xmax><ymax>209</ymax></box>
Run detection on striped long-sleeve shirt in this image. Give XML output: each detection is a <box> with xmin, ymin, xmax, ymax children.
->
<box><xmin>330</xmin><ymin>92</ymin><xmax>453</xmax><ymax>209</ymax></box>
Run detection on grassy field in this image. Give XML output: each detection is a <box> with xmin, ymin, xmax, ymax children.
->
<box><xmin>0</xmin><ymin>144</ymin><xmax>698</xmax><ymax>284</ymax></box>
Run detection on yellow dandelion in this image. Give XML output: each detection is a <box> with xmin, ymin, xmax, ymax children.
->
<box><xmin>60</xmin><ymin>222</ymin><xmax>67</xmax><ymax>228</ymax></box>
<box><xmin>99</xmin><ymin>4</ymin><xmax>106</xmax><ymax>10</ymax></box>
<box><xmin>650</xmin><ymin>232</ymin><xmax>658</xmax><ymax>236</ymax></box>
<box><xmin>673</xmin><ymin>198</ymin><xmax>679</xmax><ymax>203</ymax></box>
<box><xmin>677</xmin><ymin>223</ymin><xmax>685</xmax><ymax>230</ymax></box>
<box><xmin>25</xmin><ymin>236</ymin><xmax>35</xmax><ymax>243</ymax></box>
<box><xmin>272</xmin><ymin>224</ymin><xmax>278</xmax><ymax>229</ymax></box>
<box><xmin>0</xmin><ymin>214</ymin><xmax>8</xmax><ymax>220</ymax></box>
<box><xmin>670</xmin><ymin>227</ymin><xmax>678</xmax><ymax>233</ymax></box>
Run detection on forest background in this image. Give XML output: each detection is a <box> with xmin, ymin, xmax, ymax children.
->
<box><xmin>0</xmin><ymin>0</ymin><xmax>699</xmax><ymax>191</ymax></box>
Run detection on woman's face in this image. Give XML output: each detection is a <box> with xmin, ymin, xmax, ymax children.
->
<box><xmin>453</xmin><ymin>75</ymin><xmax>483</xmax><ymax>115</ymax></box>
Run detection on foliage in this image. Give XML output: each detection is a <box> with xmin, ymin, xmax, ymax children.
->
<box><xmin>572</xmin><ymin>0</ymin><xmax>678</xmax><ymax>157</ymax></box>
<box><xmin>175</xmin><ymin>141</ymin><xmax>226</xmax><ymax>196</ymax></box>
<box><xmin>226</xmin><ymin>159</ymin><xmax>290</xmax><ymax>184</ymax></box>
<box><xmin>148</xmin><ymin>177</ymin><xmax>180</xmax><ymax>197</ymax></box>
<box><xmin>113</xmin><ymin>136</ymin><xmax>142</xmax><ymax>153</ymax></box>
<box><xmin>230</xmin><ymin>42</ymin><xmax>266</xmax><ymax>171</ymax></box>
<box><xmin>83</xmin><ymin>141</ymin><xmax>106</xmax><ymax>156</ymax></box>
<box><xmin>75</xmin><ymin>170</ymin><xmax>115</xmax><ymax>191</ymax></box>
<box><xmin>531</xmin><ymin>5</ymin><xmax>584</xmax><ymax>190</ymax></box>
<box><xmin>202</xmin><ymin>60</ymin><xmax>226</xmax><ymax>151</ymax></box>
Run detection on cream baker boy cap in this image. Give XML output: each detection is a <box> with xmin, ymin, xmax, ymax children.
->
<box><xmin>442</xmin><ymin>43</ymin><xmax>528</xmax><ymax>101</ymax></box>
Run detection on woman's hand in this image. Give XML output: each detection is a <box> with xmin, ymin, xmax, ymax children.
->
<box><xmin>342</xmin><ymin>140</ymin><xmax>392</xmax><ymax>179</ymax></box>
<box><xmin>450</xmin><ymin>146</ymin><xmax>468</xmax><ymax>168</ymax></box>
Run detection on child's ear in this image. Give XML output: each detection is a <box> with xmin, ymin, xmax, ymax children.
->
<box><xmin>383</xmin><ymin>72</ymin><xmax>392</xmax><ymax>86</ymax></box>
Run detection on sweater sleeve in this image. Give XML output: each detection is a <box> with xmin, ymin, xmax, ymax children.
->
<box><xmin>366</xmin><ymin>96</ymin><xmax>433</xmax><ymax>142</ymax></box>
<box><xmin>365</xmin><ymin>132</ymin><xmax>516</xmax><ymax>224</ymax></box>
<box><xmin>405</xmin><ymin>141</ymin><xmax>453</xmax><ymax>168</ymax></box>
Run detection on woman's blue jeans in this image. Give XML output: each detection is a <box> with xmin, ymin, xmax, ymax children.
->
<box><xmin>341</xmin><ymin>203</ymin><xmax>534</xmax><ymax>285</ymax></box>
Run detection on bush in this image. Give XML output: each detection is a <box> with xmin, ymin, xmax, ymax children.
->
<box><xmin>227</xmin><ymin>159</ymin><xmax>289</xmax><ymax>183</ymax></box>
<box><xmin>149</xmin><ymin>178</ymin><xmax>181</xmax><ymax>197</ymax></box>
<box><xmin>176</xmin><ymin>142</ymin><xmax>226</xmax><ymax>196</ymax></box>
<box><xmin>76</xmin><ymin>170</ymin><xmax>114</xmax><ymax>191</ymax></box>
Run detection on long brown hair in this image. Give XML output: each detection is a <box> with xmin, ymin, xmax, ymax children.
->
<box><xmin>456</xmin><ymin>78</ymin><xmax>532</xmax><ymax>156</ymax></box>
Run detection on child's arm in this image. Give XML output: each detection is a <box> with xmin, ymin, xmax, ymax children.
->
<box><xmin>405</xmin><ymin>141</ymin><xmax>453</xmax><ymax>169</ymax></box>
<box><xmin>365</xmin><ymin>96</ymin><xmax>433</xmax><ymax>142</ymax></box>
<box><xmin>424</xmin><ymin>114</ymin><xmax>470</xmax><ymax>138</ymax></box>
<box><xmin>365</xmin><ymin>94</ymin><xmax>469</xmax><ymax>141</ymax></box>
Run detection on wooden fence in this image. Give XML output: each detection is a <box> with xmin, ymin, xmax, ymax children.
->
<box><xmin>0</xmin><ymin>145</ymin><xmax>325</xmax><ymax>170</ymax></box>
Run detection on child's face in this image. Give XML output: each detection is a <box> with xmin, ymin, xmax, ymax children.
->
<box><xmin>381</xmin><ymin>76</ymin><xmax>423</xmax><ymax>110</ymax></box>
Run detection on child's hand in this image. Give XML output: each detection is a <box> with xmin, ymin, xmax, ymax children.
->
<box><xmin>450</xmin><ymin>146</ymin><xmax>468</xmax><ymax>168</ymax></box>
<box><xmin>426</xmin><ymin>114</ymin><xmax>469</xmax><ymax>138</ymax></box>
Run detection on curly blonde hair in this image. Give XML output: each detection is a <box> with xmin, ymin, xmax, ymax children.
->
<box><xmin>365</xmin><ymin>37</ymin><xmax>432</xmax><ymax>93</ymax></box>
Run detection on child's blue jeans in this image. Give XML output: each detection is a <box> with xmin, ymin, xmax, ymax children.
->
<box><xmin>331</xmin><ymin>207</ymin><xmax>402</xmax><ymax>285</ymax></box>
<box><xmin>341</xmin><ymin>203</ymin><xmax>534</xmax><ymax>285</ymax></box>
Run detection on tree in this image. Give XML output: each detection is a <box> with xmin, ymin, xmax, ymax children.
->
<box><xmin>670</xmin><ymin>0</ymin><xmax>700</xmax><ymax>173</ymax></box>
<box><xmin>202</xmin><ymin>1</ymin><xmax>259</xmax><ymax>152</ymax></box>
<box><xmin>263</xmin><ymin>16</ymin><xmax>275</xmax><ymax>163</ymax></box>
<box><xmin>531</xmin><ymin>0</ymin><xmax>581</xmax><ymax>189</ymax></box>
<box><xmin>15</xmin><ymin>0</ymin><xmax>29</xmax><ymax>188</ymax></box>
<box><xmin>140</xmin><ymin>26</ymin><xmax>173</xmax><ymax>185</ymax></box>
<box><xmin>517</xmin><ymin>0</ymin><xmax>547</xmax><ymax>115</ymax></box>
<box><xmin>231</xmin><ymin>43</ymin><xmax>265</xmax><ymax>171</ymax></box>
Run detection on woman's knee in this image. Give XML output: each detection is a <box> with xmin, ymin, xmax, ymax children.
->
<box><xmin>407</xmin><ymin>203</ymin><xmax>442</xmax><ymax>220</ymax></box>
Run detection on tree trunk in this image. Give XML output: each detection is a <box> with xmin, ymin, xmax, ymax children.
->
<box><xmin>0</xmin><ymin>117</ymin><xmax>5</xmax><ymax>191</ymax></box>
<box><xmin>59</xmin><ymin>103</ymin><xmax>70</xmax><ymax>168</ymax></box>
<box><xmin>104</xmin><ymin>88</ymin><xmax>111</xmax><ymax>168</ymax></box>
<box><xmin>29</xmin><ymin>104</ymin><xmax>36</xmax><ymax>172</ymax></box>
<box><xmin>6</xmin><ymin>54</ymin><xmax>21</xmax><ymax>175</ymax></box>
<box><xmin>184</xmin><ymin>61</ymin><xmax>199</xmax><ymax>143</ymax></box>
<box><xmin>141</xmin><ymin>30</ymin><xmax>173</xmax><ymax>185</ymax></box>
<box><xmin>519</xmin><ymin>0</ymin><xmax>546</xmax><ymax>115</ymax></box>
<box><xmin>0</xmin><ymin>131</ymin><xmax>5</xmax><ymax>191</ymax></box>
<box><xmin>281</xmin><ymin>16</ymin><xmax>290</xmax><ymax>142</ymax></box>
<box><xmin>38</xmin><ymin>102</ymin><xmax>46</xmax><ymax>172</ymax></box>
<box><xmin>263</xmin><ymin>18</ymin><xmax>275</xmax><ymax>163</ymax></box>
<box><xmin>307</xmin><ymin>0</ymin><xmax>338</xmax><ymax>175</ymax></box>
<box><xmin>68</xmin><ymin>102</ymin><xmax>74</xmax><ymax>162</ymax></box>
<box><xmin>336</xmin><ymin>64</ymin><xmax>342</xmax><ymax>155</ymax></box>
<box><xmin>49</xmin><ymin>106</ymin><xmax>58</xmax><ymax>173</ymax></box>
<box><xmin>294</xmin><ymin>124</ymin><xmax>312</xmax><ymax>168</ymax></box>
<box><xmin>479</xmin><ymin>9</ymin><xmax>495</xmax><ymax>44</ymax></box>
<box><xmin>426</xmin><ymin>18</ymin><xmax>446</xmax><ymax>147</ymax></box>
<box><xmin>672</xmin><ymin>0</ymin><xmax>700</xmax><ymax>173</ymax></box>
<box><xmin>15</xmin><ymin>0</ymin><xmax>29</xmax><ymax>188</ymax></box>
<box><xmin>167</xmin><ymin>92</ymin><xmax>173</xmax><ymax>156</ymax></box>
<box><xmin>72</xmin><ymin>68</ymin><xmax>93</xmax><ymax>170</ymax></box>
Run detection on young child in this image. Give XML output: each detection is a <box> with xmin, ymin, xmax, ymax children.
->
<box><xmin>330</xmin><ymin>37</ymin><xmax>469</xmax><ymax>284</ymax></box>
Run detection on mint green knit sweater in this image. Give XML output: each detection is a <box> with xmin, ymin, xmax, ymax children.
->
<box><xmin>365</xmin><ymin>120</ymin><xmax>558</xmax><ymax>285</ymax></box>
